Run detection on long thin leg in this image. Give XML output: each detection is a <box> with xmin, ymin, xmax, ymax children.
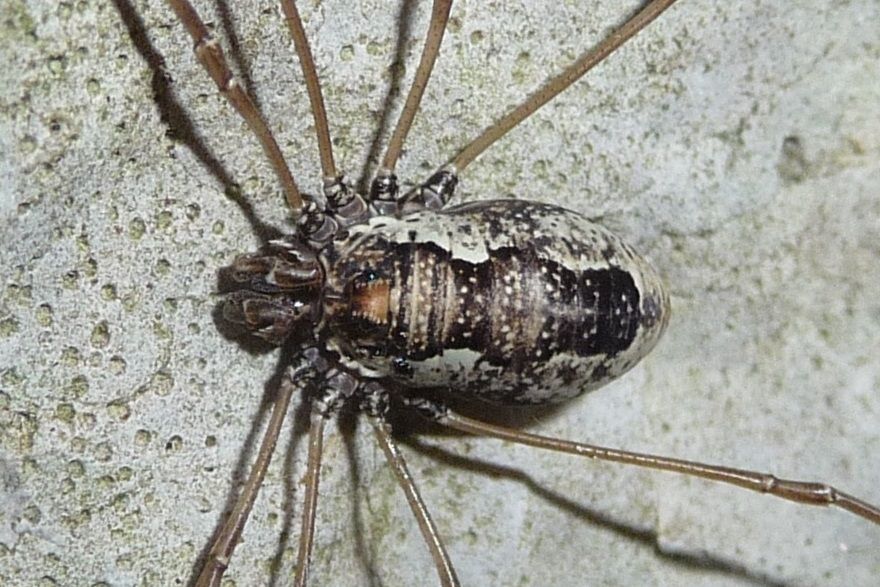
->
<box><xmin>166</xmin><ymin>0</ymin><xmax>303</xmax><ymax>211</ymax></box>
<box><xmin>381</xmin><ymin>0</ymin><xmax>454</xmax><ymax>175</ymax></box>
<box><xmin>436</xmin><ymin>409</ymin><xmax>880</xmax><ymax>525</ymax></box>
<box><xmin>401</xmin><ymin>0</ymin><xmax>680</xmax><ymax>213</ymax></box>
<box><xmin>195</xmin><ymin>362</ymin><xmax>314</xmax><ymax>587</ymax></box>
<box><xmin>290</xmin><ymin>367</ymin><xmax>359</xmax><ymax>584</ymax></box>
<box><xmin>371</xmin><ymin>417</ymin><xmax>460</xmax><ymax>587</ymax></box>
<box><xmin>370</xmin><ymin>0</ymin><xmax>454</xmax><ymax>212</ymax></box>
<box><xmin>293</xmin><ymin>407</ymin><xmax>327</xmax><ymax>587</ymax></box>
<box><xmin>278</xmin><ymin>0</ymin><xmax>371</xmax><ymax>227</ymax></box>
<box><xmin>279</xmin><ymin>0</ymin><xmax>337</xmax><ymax>182</ymax></box>
<box><xmin>449</xmin><ymin>0</ymin><xmax>679</xmax><ymax>173</ymax></box>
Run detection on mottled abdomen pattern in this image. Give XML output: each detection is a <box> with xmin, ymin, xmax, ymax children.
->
<box><xmin>324</xmin><ymin>200</ymin><xmax>669</xmax><ymax>404</ymax></box>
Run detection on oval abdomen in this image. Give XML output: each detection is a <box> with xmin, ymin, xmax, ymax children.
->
<box><xmin>325</xmin><ymin>200</ymin><xmax>669</xmax><ymax>404</ymax></box>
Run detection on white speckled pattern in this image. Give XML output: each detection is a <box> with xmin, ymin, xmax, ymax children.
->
<box><xmin>2</xmin><ymin>1</ymin><xmax>877</xmax><ymax>585</ymax></box>
<box><xmin>326</xmin><ymin>200</ymin><xmax>669</xmax><ymax>404</ymax></box>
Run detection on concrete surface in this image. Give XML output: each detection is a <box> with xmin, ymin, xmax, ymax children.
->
<box><xmin>1</xmin><ymin>0</ymin><xmax>878</xmax><ymax>585</ymax></box>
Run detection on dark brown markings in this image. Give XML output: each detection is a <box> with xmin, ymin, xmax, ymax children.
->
<box><xmin>336</xmin><ymin>239</ymin><xmax>643</xmax><ymax>375</ymax></box>
<box><xmin>575</xmin><ymin>267</ymin><xmax>641</xmax><ymax>357</ymax></box>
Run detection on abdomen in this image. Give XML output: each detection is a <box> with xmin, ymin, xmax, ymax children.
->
<box><xmin>324</xmin><ymin>200</ymin><xmax>669</xmax><ymax>404</ymax></box>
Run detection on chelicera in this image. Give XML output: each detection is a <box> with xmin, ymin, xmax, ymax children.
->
<box><xmin>160</xmin><ymin>0</ymin><xmax>880</xmax><ymax>585</ymax></box>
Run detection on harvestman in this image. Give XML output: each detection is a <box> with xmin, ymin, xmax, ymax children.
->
<box><xmin>161</xmin><ymin>0</ymin><xmax>880</xmax><ymax>585</ymax></box>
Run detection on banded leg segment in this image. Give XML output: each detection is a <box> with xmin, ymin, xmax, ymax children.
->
<box><xmin>414</xmin><ymin>402</ymin><xmax>880</xmax><ymax>526</ymax></box>
<box><xmin>166</xmin><ymin>0</ymin><xmax>303</xmax><ymax>211</ymax></box>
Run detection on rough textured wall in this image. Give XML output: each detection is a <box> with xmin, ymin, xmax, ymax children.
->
<box><xmin>1</xmin><ymin>1</ymin><xmax>878</xmax><ymax>585</ymax></box>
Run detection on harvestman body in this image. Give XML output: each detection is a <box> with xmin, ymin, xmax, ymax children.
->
<box><xmin>161</xmin><ymin>1</ymin><xmax>880</xmax><ymax>585</ymax></box>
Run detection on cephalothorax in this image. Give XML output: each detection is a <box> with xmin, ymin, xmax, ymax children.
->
<box><xmin>162</xmin><ymin>0</ymin><xmax>880</xmax><ymax>585</ymax></box>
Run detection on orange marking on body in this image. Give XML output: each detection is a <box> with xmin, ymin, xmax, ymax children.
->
<box><xmin>352</xmin><ymin>279</ymin><xmax>391</xmax><ymax>325</ymax></box>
